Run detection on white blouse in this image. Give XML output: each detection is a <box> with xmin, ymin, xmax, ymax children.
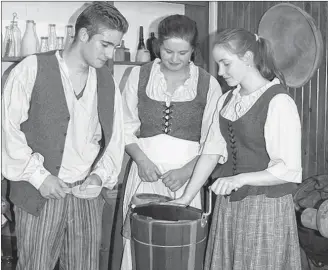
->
<box><xmin>202</xmin><ymin>78</ymin><xmax>302</xmax><ymax>183</ymax></box>
<box><xmin>2</xmin><ymin>51</ymin><xmax>125</xmax><ymax>189</ymax></box>
<box><xmin>122</xmin><ymin>58</ymin><xmax>223</xmax><ymax>150</ymax></box>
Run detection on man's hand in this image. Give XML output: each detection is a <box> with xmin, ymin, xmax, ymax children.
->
<box><xmin>39</xmin><ymin>175</ymin><xmax>70</xmax><ymax>199</ymax></box>
<box><xmin>161</xmin><ymin>168</ymin><xmax>189</xmax><ymax>192</ymax></box>
<box><xmin>80</xmin><ymin>174</ymin><xmax>102</xmax><ymax>191</ymax></box>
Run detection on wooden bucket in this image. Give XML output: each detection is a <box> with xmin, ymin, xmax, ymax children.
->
<box><xmin>130</xmin><ymin>190</ymin><xmax>212</xmax><ymax>270</ymax></box>
<box><xmin>122</xmin><ymin>193</ymin><xmax>172</xmax><ymax>239</ymax></box>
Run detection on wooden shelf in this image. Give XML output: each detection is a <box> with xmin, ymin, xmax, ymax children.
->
<box><xmin>1</xmin><ymin>56</ymin><xmax>23</xmax><ymax>62</ymax></box>
<box><xmin>113</xmin><ymin>61</ymin><xmax>149</xmax><ymax>66</ymax></box>
<box><xmin>2</xmin><ymin>56</ymin><xmax>149</xmax><ymax>66</ymax></box>
<box><xmin>162</xmin><ymin>1</ymin><xmax>208</xmax><ymax>7</ymax></box>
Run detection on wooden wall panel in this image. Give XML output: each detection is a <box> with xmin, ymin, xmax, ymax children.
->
<box><xmin>216</xmin><ymin>1</ymin><xmax>328</xmax><ymax>179</ymax></box>
<box><xmin>319</xmin><ymin>2</ymin><xmax>328</xmax><ymax>175</ymax></box>
<box><xmin>184</xmin><ymin>2</ymin><xmax>209</xmax><ymax>70</ymax></box>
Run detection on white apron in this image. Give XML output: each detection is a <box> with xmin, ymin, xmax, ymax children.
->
<box><xmin>121</xmin><ymin>134</ymin><xmax>202</xmax><ymax>270</ymax></box>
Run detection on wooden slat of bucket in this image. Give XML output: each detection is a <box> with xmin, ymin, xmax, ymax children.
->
<box><xmin>149</xmin><ymin>225</ymin><xmax>204</xmax><ymax>270</ymax></box>
<box><xmin>132</xmin><ymin>217</ymin><xmax>206</xmax><ymax>246</ymax></box>
<box><xmin>132</xmin><ymin>232</ymin><xmax>206</xmax><ymax>270</ymax></box>
<box><xmin>131</xmin><ymin>206</ymin><xmax>208</xmax><ymax>270</ymax></box>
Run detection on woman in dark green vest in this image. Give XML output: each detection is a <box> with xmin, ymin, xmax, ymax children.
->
<box><xmin>173</xmin><ymin>28</ymin><xmax>302</xmax><ymax>269</ymax></box>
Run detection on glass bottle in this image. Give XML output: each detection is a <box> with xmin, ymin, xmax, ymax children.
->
<box><xmin>56</xmin><ymin>37</ymin><xmax>64</xmax><ymax>50</ymax></box>
<box><xmin>137</xmin><ymin>26</ymin><xmax>146</xmax><ymax>50</ymax></box>
<box><xmin>2</xmin><ymin>26</ymin><xmax>13</xmax><ymax>57</ymax></box>
<box><xmin>21</xmin><ymin>20</ymin><xmax>38</xmax><ymax>56</ymax></box>
<box><xmin>64</xmin><ymin>25</ymin><xmax>74</xmax><ymax>49</ymax></box>
<box><xmin>48</xmin><ymin>24</ymin><xmax>57</xmax><ymax>51</ymax></box>
<box><xmin>33</xmin><ymin>21</ymin><xmax>40</xmax><ymax>52</ymax></box>
<box><xmin>11</xmin><ymin>21</ymin><xmax>21</xmax><ymax>57</ymax></box>
<box><xmin>114</xmin><ymin>40</ymin><xmax>125</xmax><ymax>61</ymax></box>
<box><xmin>124</xmin><ymin>47</ymin><xmax>131</xmax><ymax>62</ymax></box>
<box><xmin>6</xmin><ymin>26</ymin><xmax>15</xmax><ymax>57</ymax></box>
<box><xmin>40</xmin><ymin>37</ymin><xmax>49</xmax><ymax>52</ymax></box>
<box><xmin>120</xmin><ymin>40</ymin><xmax>130</xmax><ymax>61</ymax></box>
<box><xmin>146</xmin><ymin>32</ymin><xmax>157</xmax><ymax>61</ymax></box>
<box><xmin>136</xmin><ymin>26</ymin><xmax>150</xmax><ymax>62</ymax></box>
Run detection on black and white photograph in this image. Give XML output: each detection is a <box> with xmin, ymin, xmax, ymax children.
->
<box><xmin>1</xmin><ymin>1</ymin><xmax>327</xmax><ymax>270</ymax></box>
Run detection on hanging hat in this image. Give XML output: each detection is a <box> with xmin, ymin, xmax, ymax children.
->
<box><xmin>258</xmin><ymin>3</ymin><xmax>323</xmax><ymax>88</ymax></box>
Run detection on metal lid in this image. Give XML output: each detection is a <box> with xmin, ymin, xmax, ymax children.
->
<box><xmin>258</xmin><ymin>3</ymin><xmax>323</xmax><ymax>88</ymax></box>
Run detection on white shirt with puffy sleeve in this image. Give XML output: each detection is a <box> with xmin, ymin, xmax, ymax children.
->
<box><xmin>201</xmin><ymin>78</ymin><xmax>302</xmax><ymax>183</ymax></box>
<box><xmin>2</xmin><ymin>51</ymin><xmax>124</xmax><ymax>190</ymax></box>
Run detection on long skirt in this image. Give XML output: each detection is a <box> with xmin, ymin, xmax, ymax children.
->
<box><xmin>121</xmin><ymin>134</ymin><xmax>202</xmax><ymax>270</ymax></box>
<box><xmin>204</xmin><ymin>194</ymin><xmax>302</xmax><ymax>270</ymax></box>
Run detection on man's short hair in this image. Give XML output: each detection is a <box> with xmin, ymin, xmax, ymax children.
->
<box><xmin>74</xmin><ymin>1</ymin><xmax>129</xmax><ymax>41</ymax></box>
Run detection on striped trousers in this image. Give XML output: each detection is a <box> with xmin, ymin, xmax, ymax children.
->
<box><xmin>14</xmin><ymin>190</ymin><xmax>104</xmax><ymax>270</ymax></box>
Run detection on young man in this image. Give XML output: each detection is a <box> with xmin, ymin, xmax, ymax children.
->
<box><xmin>1</xmin><ymin>2</ymin><xmax>128</xmax><ymax>269</ymax></box>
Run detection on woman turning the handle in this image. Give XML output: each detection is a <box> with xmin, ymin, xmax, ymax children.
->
<box><xmin>173</xmin><ymin>28</ymin><xmax>302</xmax><ymax>270</ymax></box>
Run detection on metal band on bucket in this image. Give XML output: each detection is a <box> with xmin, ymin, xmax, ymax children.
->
<box><xmin>132</xmin><ymin>236</ymin><xmax>207</xmax><ymax>248</ymax></box>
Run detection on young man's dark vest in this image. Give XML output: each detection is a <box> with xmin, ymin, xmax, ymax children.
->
<box><xmin>211</xmin><ymin>85</ymin><xmax>298</xmax><ymax>201</ymax></box>
<box><xmin>5</xmin><ymin>51</ymin><xmax>116</xmax><ymax>216</ymax></box>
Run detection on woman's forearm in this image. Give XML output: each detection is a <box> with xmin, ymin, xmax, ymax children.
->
<box><xmin>182</xmin><ymin>156</ymin><xmax>200</xmax><ymax>179</ymax></box>
<box><xmin>182</xmin><ymin>154</ymin><xmax>220</xmax><ymax>203</ymax></box>
<box><xmin>125</xmin><ymin>143</ymin><xmax>149</xmax><ymax>165</ymax></box>
<box><xmin>238</xmin><ymin>170</ymin><xmax>289</xmax><ymax>186</ymax></box>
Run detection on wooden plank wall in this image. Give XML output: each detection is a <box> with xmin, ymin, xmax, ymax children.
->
<box><xmin>184</xmin><ymin>2</ymin><xmax>209</xmax><ymax>71</ymax></box>
<box><xmin>216</xmin><ymin>1</ymin><xmax>328</xmax><ymax>180</ymax></box>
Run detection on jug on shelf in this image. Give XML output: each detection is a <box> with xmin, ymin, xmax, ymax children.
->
<box><xmin>48</xmin><ymin>24</ymin><xmax>57</xmax><ymax>51</ymax></box>
<box><xmin>11</xmin><ymin>20</ymin><xmax>21</xmax><ymax>57</ymax></box>
<box><xmin>21</xmin><ymin>20</ymin><xmax>38</xmax><ymax>56</ymax></box>
<box><xmin>3</xmin><ymin>13</ymin><xmax>21</xmax><ymax>57</ymax></box>
<box><xmin>40</xmin><ymin>37</ymin><xmax>49</xmax><ymax>53</ymax></box>
<box><xmin>33</xmin><ymin>21</ymin><xmax>40</xmax><ymax>52</ymax></box>
<box><xmin>64</xmin><ymin>25</ymin><xmax>74</xmax><ymax>49</ymax></box>
<box><xmin>57</xmin><ymin>37</ymin><xmax>64</xmax><ymax>50</ymax></box>
<box><xmin>3</xmin><ymin>26</ymin><xmax>14</xmax><ymax>57</ymax></box>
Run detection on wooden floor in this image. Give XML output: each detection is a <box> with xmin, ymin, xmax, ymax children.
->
<box><xmin>2</xmin><ymin>221</ymin><xmax>17</xmax><ymax>270</ymax></box>
<box><xmin>1</xmin><ymin>258</ymin><xmax>16</xmax><ymax>270</ymax></box>
<box><xmin>1</xmin><ymin>220</ymin><xmax>60</xmax><ymax>270</ymax></box>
